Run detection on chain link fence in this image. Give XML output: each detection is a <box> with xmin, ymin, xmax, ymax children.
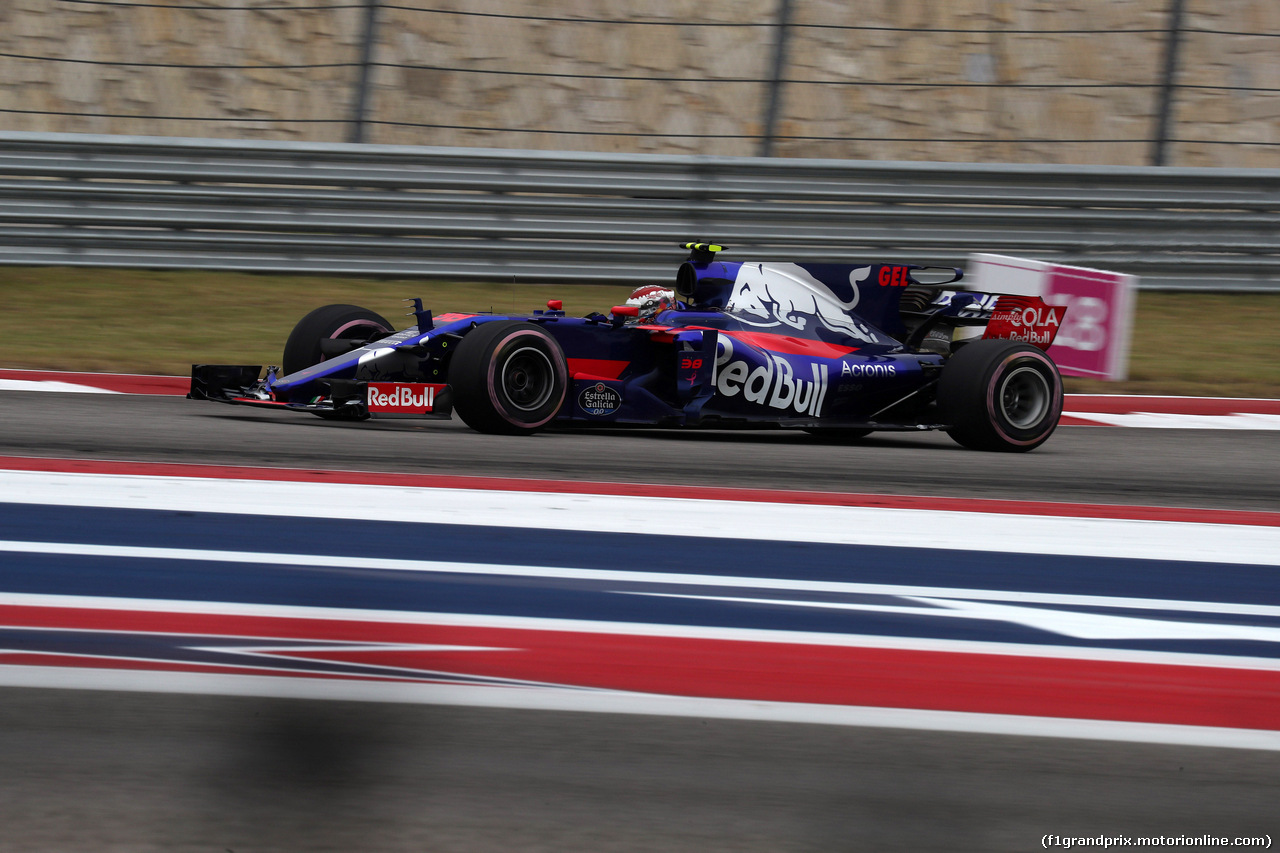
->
<box><xmin>1</xmin><ymin>0</ymin><xmax>1277</xmax><ymax>166</ymax></box>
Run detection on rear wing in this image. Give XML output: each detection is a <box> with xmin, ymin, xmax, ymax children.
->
<box><xmin>980</xmin><ymin>294</ymin><xmax>1067</xmax><ymax>350</ymax></box>
<box><xmin>903</xmin><ymin>291</ymin><xmax>1067</xmax><ymax>351</ymax></box>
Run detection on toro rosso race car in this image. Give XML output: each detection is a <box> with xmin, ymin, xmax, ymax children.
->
<box><xmin>190</xmin><ymin>243</ymin><xmax>1069</xmax><ymax>451</ymax></box>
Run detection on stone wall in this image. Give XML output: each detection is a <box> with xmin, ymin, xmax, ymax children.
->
<box><xmin>0</xmin><ymin>0</ymin><xmax>1275</xmax><ymax>167</ymax></box>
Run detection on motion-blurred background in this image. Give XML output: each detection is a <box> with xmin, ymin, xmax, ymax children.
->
<box><xmin>2</xmin><ymin>0</ymin><xmax>1275</xmax><ymax>166</ymax></box>
<box><xmin>2</xmin><ymin>7</ymin><xmax>1279</xmax><ymax>853</ymax></box>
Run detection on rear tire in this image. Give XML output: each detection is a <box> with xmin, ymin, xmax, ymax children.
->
<box><xmin>450</xmin><ymin>321</ymin><xmax>568</xmax><ymax>435</ymax></box>
<box><xmin>282</xmin><ymin>304</ymin><xmax>394</xmax><ymax>376</ymax></box>
<box><xmin>937</xmin><ymin>340</ymin><xmax>1063</xmax><ymax>452</ymax></box>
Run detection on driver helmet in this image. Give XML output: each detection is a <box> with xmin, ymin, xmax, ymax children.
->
<box><xmin>625</xmin><ymin>285</ymin><xmax>676</xmax><ymax>321</ymax></box>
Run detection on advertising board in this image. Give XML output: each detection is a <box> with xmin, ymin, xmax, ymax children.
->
<box><xmin>967</xmin><ymin>254</ymin><xmax>1137</xmax><ymax>381</ymax></box>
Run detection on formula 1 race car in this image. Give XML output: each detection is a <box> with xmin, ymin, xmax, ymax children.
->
<box><xmin>190</xmin><ymin>243</ymin><xmax>1068</xmax><ymax>451</ymax></box>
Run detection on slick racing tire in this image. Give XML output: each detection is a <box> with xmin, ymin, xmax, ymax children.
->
<box><xmin>282</xmin><ymin>304</ymin><xmax>394</xmax><ymax>376</ymax></box>
<box><xmin>451</xmin><ymin>321</ymin><xmax>569</xmax><ymax>435</ymax></box>
<box><xmin>282</xmin><ymin>304</ymin><xmax>394</xmax><ymax>421</ymax></box>
<box><xmin>937</xmin><ymin>339</ymin><xmax>1063</xmax><ymax>452</ymax></box>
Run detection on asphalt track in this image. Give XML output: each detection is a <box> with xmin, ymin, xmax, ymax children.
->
<box><xmin>3</xmin><ymin>390</ymin><xmax>1278</xmax><ymax>509</ymax></box>
<box><xmin>2</xmin><ymin>391</ymin><xmax>1279</xmax><ymax>852</ymax></box>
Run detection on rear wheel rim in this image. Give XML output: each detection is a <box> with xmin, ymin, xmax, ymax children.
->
<box><xmin>998</xmin><ymin>365</ymin><xmax>1051</xmax><ymax>429</ymax></box>
<box><xmin>500</xmin><ymin>346</ymin><xmax>556</xmax><ymax>412</ymax></box>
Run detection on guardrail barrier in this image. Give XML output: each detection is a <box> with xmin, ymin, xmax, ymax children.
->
<box><xmin>1</xmin><ymin>131</ymin><xmax>1276</xmax><ymax>291</ymax></box>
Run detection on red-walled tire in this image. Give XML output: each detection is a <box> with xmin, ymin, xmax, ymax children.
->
<box><xmin>450</xmin><ymin>321</ymin><xmax>569</xmax><ymax>435</ymax></box>
<box><xmin>281</xmin><ymin>304</ymin><xmax>394</xmax><ymax>421</ymax></box>
<box><xmin>937</xmin><ymin>340</ymin><xmax>1063</xmax><ymax>452</ymax></box>
<box><xmin>282</xmin><ymin>304</ymin><xmax>393</xmax><ymax>376</ymax></box>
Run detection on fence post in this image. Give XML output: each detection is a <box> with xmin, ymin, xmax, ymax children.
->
<box><xmin>349</xmin><ymin>0</ymin><xmax>381</xmax><ymax>144</ymax></box>
<box><xmin>758</xmin><ymin>0</ymin><xmax>794</xmax><ymax>157</ymax></box>
<box><xmin>1151</xmin><ymin>0</ymin><xmax>1186</xmax><ymax>166</ymax></box>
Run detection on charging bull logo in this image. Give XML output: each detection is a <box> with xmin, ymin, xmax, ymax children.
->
<box><xmin>726</xmin><ymin>263</ymin><xmax>878</xmax><ymax>343</ymax></box>
<box><xmin>715</xmin><ymin>334</ymin><xmax>829</xmax><ymax>417</ymax></box>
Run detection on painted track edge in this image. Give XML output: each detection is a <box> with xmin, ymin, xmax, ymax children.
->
<box><xmin>3</xmin><ymin>665</ymin><xmax>1278</xmax><ymax>752</ymax></box>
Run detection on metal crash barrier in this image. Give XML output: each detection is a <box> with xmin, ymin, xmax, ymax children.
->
<box><xmin>0</xmin><ymin>131</ymin><xmax>1276</xmax><ymax>291</ymax></box>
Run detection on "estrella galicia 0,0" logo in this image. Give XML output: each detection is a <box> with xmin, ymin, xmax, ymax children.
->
<box><xmin>579</xmin><ymin>382</ymin><xmax>622</xmax><ymax>416</ymax></box>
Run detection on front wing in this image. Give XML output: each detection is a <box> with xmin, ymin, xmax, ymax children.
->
<box><xmin>188</xmin><ymin>365</ymin><xmax>454</xmax><ymax>420</ymax></box>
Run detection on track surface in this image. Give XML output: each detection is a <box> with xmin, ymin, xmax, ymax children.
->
<box><xmin>3</xmin><ymin>391</ymin><xmax>1278</xmax><ymax>509</ymax></box>
<box><xmin>2</xmin><ymin>391</ymin><xmax>1279</xmax><ymax>852</ymax></box>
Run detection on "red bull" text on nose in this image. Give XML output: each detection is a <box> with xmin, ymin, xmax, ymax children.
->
<box><xmin>367</xmin><ymin>383</ymin><xmax>438</xmax><ymax>412</ymax></box>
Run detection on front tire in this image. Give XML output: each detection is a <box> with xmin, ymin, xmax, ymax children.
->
<box><xmin>937</xmin><ymin>340</ymin><xmax>1063</xmax><ymax>452</ymax></box>
<box><xmin>450</xmin><ymin>321</ymin><xmax>569</xmax><ymax>435</ymax></box>
<box><xmin>282</xmin><ymin>304</ymin><xmax>394</xmax><ymax>376</ymax></box>
<box><xmin>281</xmin><ymin>303</ymin><xmax>394</xmax><ymax>420</ymax></box>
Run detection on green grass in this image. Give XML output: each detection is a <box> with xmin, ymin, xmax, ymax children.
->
<box><xmin>1064</xmin><ymin>292</ymin><xmax>1280</xmax><ymax>398</ymax></box>
<box><xmin>3</xmin><ymin>267</ymin><xmax>1278</xmax><ymax>397</ymax></box>
<box><xmin>2</xmin><ymin>267</ymin><xmax>635</xmax><ymax>376</ymax></box>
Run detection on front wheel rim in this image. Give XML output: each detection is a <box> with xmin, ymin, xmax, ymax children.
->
<box><xmin>998</xmin><ymin>365</ymin><xmax>1051</xmax><ymax>429</ymax></box>
<box><xmin>500</xmin><ymin>346</ymin><xmax>556</xmax><ymax>412</ymax></box>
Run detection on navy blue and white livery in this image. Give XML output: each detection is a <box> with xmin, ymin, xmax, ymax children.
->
<box><xmin>190</xmin><ymin>243</ymin><xmax>1069</xmax><ymax>451</ymax></box>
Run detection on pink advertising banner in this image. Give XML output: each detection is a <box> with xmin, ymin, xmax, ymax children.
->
<box><xmin>966</xmin><ymin>254</ymin><xmax>1137</xmax><ymax>381</ymax></box>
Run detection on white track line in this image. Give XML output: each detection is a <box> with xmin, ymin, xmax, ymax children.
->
<box><xmin>3</xmin><ymin>665</ymin><xmax>1278</xmax><ymax>752</ymax></box>
<box><xmin>2</xmin><ymin>469</ymin><xmax>1277</xmax><ymax>565</ymax></box>
<box><xmin>0</xmin><ymin>379</ymin><xmax>119</xmax><ymax>394</ymax></box>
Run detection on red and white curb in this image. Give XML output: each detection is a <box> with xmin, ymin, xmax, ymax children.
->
<box><xmin>1061</xmin><ymin>394</ymin><xmax>1280</xmax><ymax>430</ymax></box>
<box><xmin>0</xmin><ymin>369</ymin><xmax>188</xmax><ymax>396</ymax></box>
<box><xmin>3</xmin><ymin>368</ymin><xmax>1278</xmax><ymax>429</ymax></box>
